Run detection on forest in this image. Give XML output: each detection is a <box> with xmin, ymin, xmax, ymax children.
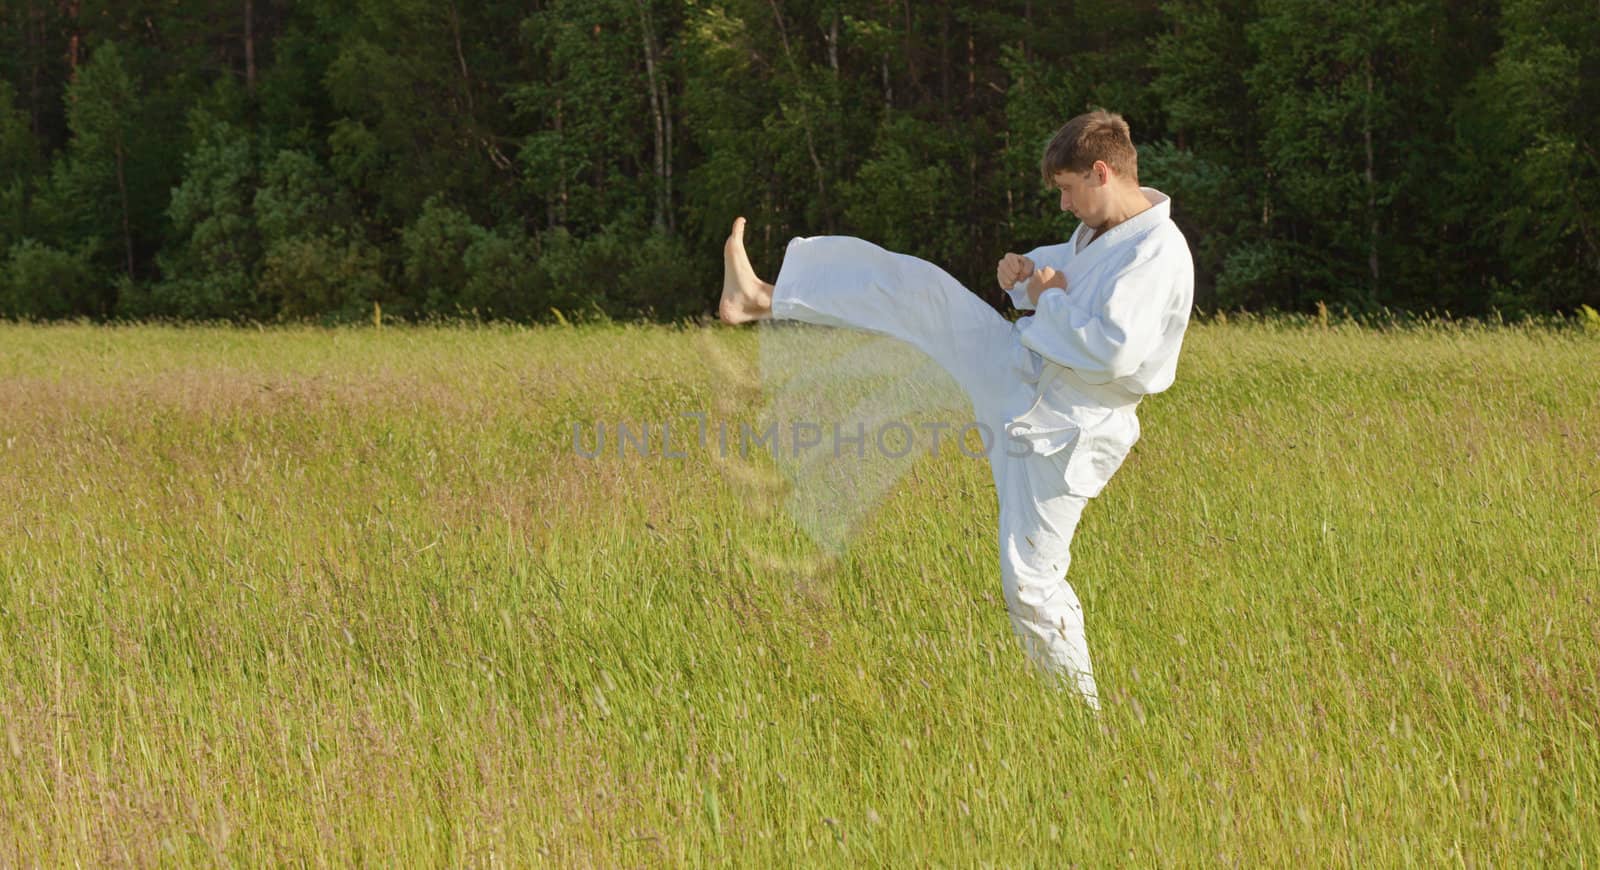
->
<box><xmin>0</xmin><ymin>0</ymin><xmax>1595</xmax><ymax>323</ymax></box>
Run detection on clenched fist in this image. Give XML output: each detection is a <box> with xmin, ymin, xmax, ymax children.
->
<box><xmin>996</xmin><ymin>252</ymin><xmax>1035</xmax><ymax>290</ymax></box>
<box><xmin>1025</xmin><ymin>266</ymin><xmax>1068</xmax><ymax>306</ymax></box>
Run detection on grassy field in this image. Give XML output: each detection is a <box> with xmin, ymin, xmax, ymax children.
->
<box><xmin>1</xmin><ymin>316</ymin><xmax>1596</xmax><ymax>864</ymax></box>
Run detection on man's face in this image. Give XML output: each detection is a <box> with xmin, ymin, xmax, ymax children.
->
<box><xmin>1052</xmin><ymin>164</ymin><xmax>1108</xmax><ymax>226</ymax></box>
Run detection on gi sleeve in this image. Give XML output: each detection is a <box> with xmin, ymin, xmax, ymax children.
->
<box><xmin>1026</xmin><ymin>241</ymin><xmax>1077</xmax><ymax>274</ymax></box>
<box><xmin>1016</xmin><ymin>247</ymin><xmax>1176</xmax><ymax>384</ymax></box>
<box><xmin>1006</xmin><ymin>282</ymin><xmax>1035</xmax><ymax>311</ymax></box>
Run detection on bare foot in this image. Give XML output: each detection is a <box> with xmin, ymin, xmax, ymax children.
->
<box><xmin>718</xmin><ymin>217</ymin><xmax>774</xmax><ymax>324</ymax></box>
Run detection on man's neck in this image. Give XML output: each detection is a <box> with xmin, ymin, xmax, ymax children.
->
<box><xmin>1089</xmin><ymin>185</ymin><xmax>1152</xmax><ymax>236</ymax></box>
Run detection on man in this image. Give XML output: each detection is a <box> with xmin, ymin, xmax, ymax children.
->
<box><xmin>717</xmin><ymin>109</ymin><xmax>1194</xmax><ymax>710</ymax></box>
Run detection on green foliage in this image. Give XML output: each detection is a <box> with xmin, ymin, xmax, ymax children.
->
<box><xmin>259</xmin><ymin>234</ymin><xmax>385</xmax><ymax>322</ymax></box>
<box><xmin>254</xmin><ymin>149</ymin><xmax>357</xmax><ymax>247</ymax></box>
<box><xmin>0</xmin><ymin>82</ymin><xmax>40</xmax><ymax>252</ymax></box>
<box><xmin>1445</xmin><ymin>0</ymin><xmax>1600</xmax><ymax>317</ymax></box>
<box><xmin>532</xmin><ymin>226</ymin><xmax>637</xmax><ymax>322</ymax></box>
<box><xmin>402</xmin><ymin>197</ymin><xmax>485</xmax><ymax>314</ymax></box>
<box><xmin>31</xmin><ymin>40</ymin><xmax>171</xmax><ymax>315</ymax></box>
<box><xmin>33</xmin><ymin>44</ymin><xmax>134</xmax><ymax>271</ymax></box>
<box><xmin>839</xmin><ymin>116</ymin><xmax>968</xmax><ymax>266</ymax></box>
<box><xmin>1149</xmin><ymin>0</ymin><xmax>1267</xmax><ymax>312</ymax></box>
<box><xmin>1243</xmin><ymin>0</ymin><xmax>1457</xmax><ymax>313</ymax></box>
<box><xmin>458</xmin><ymin>227</ymin><xmax>546</xmax><ymax>321</ymax></box>
<box><xmin>512</xmin><ymin>0</ymin><xmax>660</xmax><ymax>236</ymax></box>
<box><xmin>323</xmin><ymin>0</ymin><xmax>524</xmax><ymax>226</ymax></box>
<box><xmin>615</xmin><ymin>229</ymin><xmax>701</xmax><ymax>320</ymax></box>
<box><xmin>401</xmin><ymin>196</ymin><xmax>583</xmax><ymax>321</ymax></box>
<box><xmin>0</xmin><ymin>239</ymin><xmax>99</xmax><ymax>318</ymax></box>
<box><xmin>154</xmin><ymin>118</ymin><xmax>264</xmax><ymax>320</ymax></box>
<box><xmin>0</xmin><ymin>0</ymin><xmax>1595</xmax><ymax>320</ymax></box>
<box><xmin>1577</xmin><ymin>304</ymin><xmax>1600</xmax><ymax>334</ymax></box>
<box><xmin>250</xmin><ymin>147</ymin><xmax>381</xmax><ymax>322</ymax></box>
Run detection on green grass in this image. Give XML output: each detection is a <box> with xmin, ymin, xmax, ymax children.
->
<box><xmin>1</xmin><ymin>317</ymin><xmax>1596</xmax><ymax>864</ymax></box>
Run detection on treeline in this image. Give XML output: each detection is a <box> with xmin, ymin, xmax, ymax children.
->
<box><xmin>0</xmin><ymin>0</ymin><xmax>1594</xmax><ymax>324</ymax></box>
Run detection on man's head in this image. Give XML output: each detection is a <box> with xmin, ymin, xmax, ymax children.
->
<box><xmin>1039</xmin><ymin>110</ymin><xmax>1140</xmax><ymax>227</ymax></box>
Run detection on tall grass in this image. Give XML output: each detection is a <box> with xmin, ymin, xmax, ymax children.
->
<box><xmin>1</xmin><ymin>317</ymin><xmax>1595</xmax><ymax>864</ymax></box>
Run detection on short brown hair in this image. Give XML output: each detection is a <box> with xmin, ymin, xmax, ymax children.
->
<box><xmin>1039</xmin><ymin>109</ymin><xmax>1138</xmax><ymax>185</ymax></box>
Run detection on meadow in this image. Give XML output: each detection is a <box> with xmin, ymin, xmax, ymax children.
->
<box><xmin>0</xmin><ymin>316</ymin><xmax>1596</xmax><ymax>864</ymax></box>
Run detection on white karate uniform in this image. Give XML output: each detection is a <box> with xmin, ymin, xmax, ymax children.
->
<box><xmin>768</xmin><ymin>187</ymin><xmax>1194</xmax><ymax>709</ymax></box>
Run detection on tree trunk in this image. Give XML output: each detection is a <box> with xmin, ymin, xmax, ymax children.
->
<box><xmin>802</xmin><ymin>122</ymin><xmax>828</xmax><ymax>230</ymax></box>
<box><xmin>63</xmin><ymin>0</ymin><xmax>80</xmax><ymax>86</ymax></box>
<box><xmin>1364</xmin><ymin>50</ymin><xmax>1379</xmax><ymax>291</ymax></box>
<box><xmin>114</xmin><ymin>135</ymin><xmax>133</xmax><ymax>279</ymax></box>
<box><xmin>939</xmin><ymin>3</ymin><xmax>950</xmax><ymax>110</ymax></box>
<box><xmin>244</xmin><ymin>0</ymin><xmax>256</xmax><ymax>94</ymax></box>
<box><xmin>448</xmin><ymin>4</ymin><xmax>474</xmax><ymax>113</ymax></box>
<box><xmin>902</xmin><ymin>0</ymin><xmax>915</xmax><ymax>93</ymax></box>
<box><xmin>636</xmin><ymin>0</ymin><xmax>667</xmax><ymax>233</ymax></box>
<box><xmin>966</xmin><ymin>29</ymin><xmax>974</xmax><ymax>109</ymax></box>
<box><xmin>826</xmin><ymin>8</ymin><xmax>839</xmax><ymax>72</ymax></box>
<box><xmin>1262</xmin><ymin>167</ymin><xmax>1272</xmax><ymax>227</ymax></box>
<box><xmin>663</xmin><ymin>77</ymin><xmax>674</xmax><ymax>234</ymax></box>
<box><xmin>767</xmin><ymin>0</ymin><xmax>791</xmax><ymax>57</ymax></box>
<box><xmin>554</xmin><ymin>97</ymin><xmax>567</xmax><ymax>226</ymax></box>
<box><xmin>881</xmin><ymin>52</ymin><xmax>892</xmax><ymax>113</ymax></box>
<box><xmin>1005</xmin><ymin>129</ymin><xmax>1013</xmax><ymax>229</ymax></box>
<box><xmin>28</xmin><ymin>0</ymin><xmax>42</xmax><ymax>136</ymax></box>
<box><xmin>1023</xmin><ymin>0</ymin><xmax>1032</xmax><ymax>65</ymax></box>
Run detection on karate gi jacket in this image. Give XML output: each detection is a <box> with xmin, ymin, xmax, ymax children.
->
<box><xmin>1004</xmin><ymin>187</ymin><xmax>1194</xmax><ymax>498</ymax></box>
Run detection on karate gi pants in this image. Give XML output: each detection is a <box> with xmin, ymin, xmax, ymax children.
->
<box><xmin>768</xmin><ymin>235</ymin><xmax>1102</xmax><ymax>710</ymax></box>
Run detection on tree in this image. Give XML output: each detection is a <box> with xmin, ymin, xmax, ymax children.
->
<box><xmin>1447</xmin><ymin>0</ymin><xmax>1599</xmax><ymax>316</ymax></box>
<box><xmin>154</xmin><ymin>116</ymin><xmax>265</xmax><ymax>319</ymax></box>
<box><xmin>251</xmin><ymin>146</ymin><xmax>383</xmax><ymax>320</ymax></box>
<box><xmin>0</xmin><ymin>0</ymin><xmax>1590</xmax><ymax>320</ymax></box>
<box><xmin>323</xmin><ymin>0</ymin><xmax>523</xmax><ymax>228</ymax></box>
<box><xmin>1149</xmin><ymin>0</ymin><xmax>1267</xmax><ymax>311</ymax></box>
<box><xmin>0</xmin><ymin>81</ymin><xmax>42</xmax><ymax>253</ymax></box>
<box><xmin>1244</xmin><ymin>0</ymin><xmax>1480</xmax><ymax>314</ymax></box>
<box><xmin>30</xmin><ymin>40</ymin><xmax>153</xmax><ymax>314</ymax></box>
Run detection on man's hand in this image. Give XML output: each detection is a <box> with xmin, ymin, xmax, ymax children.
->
<box><xmin>1025</xmin><ymin>266</ymin><xmax>1068</xmax><ymax>306</ymax></box>
<box><xmin>996</xmin><ymin>253</ymin><xmax>1035</xmax><ymax>290</ymax></box>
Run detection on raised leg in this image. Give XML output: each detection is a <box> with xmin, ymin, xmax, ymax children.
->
<box><xmin>764</xmin><ymin>232</ymin><xmax>1029</xmax><ymax>427</ymax></box>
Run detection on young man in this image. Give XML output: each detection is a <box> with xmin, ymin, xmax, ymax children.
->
<box><xmin>717</xmin><ymin>110</ymin><xmax>1194</xmax><ymax>710</ymax></box>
